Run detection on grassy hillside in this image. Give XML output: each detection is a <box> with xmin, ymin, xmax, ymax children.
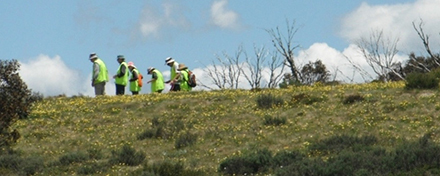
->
<box><xmin>7</xmin><ymin>81</ymin><xmax>440</xmax><ymax>175</ymax></box>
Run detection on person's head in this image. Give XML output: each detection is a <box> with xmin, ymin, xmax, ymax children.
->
<box><xmin>117</xmin><ymin>55</ymin><xmax>125</xmax><ymax>64</ymax></box>
<box><xmin>177</xmin><ymin>63</ymin><xmax>188</xmax><ymax>71</ymax></box>
<box><xmin>166</xmin><ymin>58</ymin><xmax>175</xmax><ymax>67</ymax></box>
<box><xmin>89</xmin><ymin>53</ymin><xmax>98</xmax><ymax>62</ymax></box>
<box><xmin>147</xmin><ymin>67</ymin><xmax>155</xmax><ymax>74</ymax></box>
<box><xmin>127</xmin><ymin>61</ymin><xmax>135</xmax><ymax>70</ymax></box>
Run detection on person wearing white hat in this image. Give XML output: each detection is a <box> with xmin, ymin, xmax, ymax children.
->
<box><xmin>147</xmin><ymin>67</ymin><xmax>165</xmax><ymax>93</ymax></box>
<box><xmin>89</xmin><ymin>53</ymin><xmax>109</xmax><ymax>96</ymax></box>
<box><xmin>127</xmin><ymin>61</ymin><xmax>141</xmax><ymax>95</ymax></box>
<box><xmin>164</xmin><ymin>57</ymin><xmax>181</xmax><ymax>91</ymax></box>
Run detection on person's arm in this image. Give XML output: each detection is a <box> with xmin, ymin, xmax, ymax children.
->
<box><xmin>92</xmin><ymin>62</ymin><xmax>100</xmax><ymax>86</ymax></box>
<box><xmin>148</xmin><ymin>72</ymin><xmax>158</xmax><ymax>83</ymax></box>
<box><xmin>92</xmin><ymin>63</ymin><xmax>100</xmax><ymax>81</ymax></box>
<box><xmin>129</xmin><ymin>70</ymin><xmax>138</xmax><ymax>82</ymax></box>
<box><xmin>116</xmin><ymin>65</ymin><xmax>126</xmax><ymax>78</ymax></box>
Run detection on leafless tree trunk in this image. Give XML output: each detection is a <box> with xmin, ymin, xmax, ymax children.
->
<box><xmin>343</xmin><ymin>54</ymin><xmax>375</xmax><ymax>83</ymax></box>
<box><xmin>266</xmin><ymin>20</ymin><xmax>302</xmax><ymax>83</ymax></box>
<box><xmin>224</xmin><ymin>46</ymin><xmax>244</xmax><ymax>89</ymax></box>
<box><xmin>201</xmin><ymin>46</ymin><xmax>244</xmax><ymax>89</ymax></box>
<box><xmin>266</xmin><ymin>51</ymin><xmax>285</xmax><ymax>88</ymax></box>
<box><xmin>242</xmin><ymin>46</ymin><xmax>266</xmax><ymax>89</ymax></box>
<box><xmin>412</xmin><ymin>19</ymin><xmax>440</xmax><ymax>67</ymax></box>
<box><xmin>356</xmin><ymin>29</ymin><xmax>404</xmax><ymax>82</ymax></box>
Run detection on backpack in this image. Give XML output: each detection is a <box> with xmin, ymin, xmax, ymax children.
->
<box><xmin>138</xmin><ymin>73</ymin><xmax>143</xmax><ymax>87</ymax></box>
<box><xmin>185</xmin><ymin>70</ymin><xmax>197</xmax><ymax>87</ymax></box>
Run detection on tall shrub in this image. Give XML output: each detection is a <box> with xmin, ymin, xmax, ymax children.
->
<box><xmin>0</xmin><ymin>59</ymin><xmax>33</xmax><ymax>153</ymax></box>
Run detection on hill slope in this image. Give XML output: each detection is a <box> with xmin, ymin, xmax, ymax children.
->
<box><xmin>9</xmin><ymin>81</ymin><xmax>440</xmax><ymax>175</ymax></box>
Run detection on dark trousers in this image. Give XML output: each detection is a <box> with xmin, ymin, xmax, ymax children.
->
<box><xmin>170</xmin><ymin>84</ymin><xmax>181</xmax><ymax>91</ymax></box>
<box><xmin>115</xmin><ymin>84</ymin><xmax>125</xmax><ymax>95</ymax></box>
<box><xmin>132</xmin><ymin>91</ymin><xmax>139</xmax><ymax>95</ymax></box>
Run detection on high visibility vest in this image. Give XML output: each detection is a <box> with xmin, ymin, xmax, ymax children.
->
<box><xmin>180</xmin><ymin>69</ymin><xmax>191</xmax><ymax>91</ymax></box>
<box><xmin>170</xmin><ymin>62</ymin><xmax>179</xmax><ymax>81</ymax></box>
<box><xmin>94</xmin><ymin>58</ymin><xmax>108</xmax><ymax>83</ymax></box>
<box><xmin>130</xmin><ymin>68</ymin><xmax>141</xmax><ymax>92</ymax></box>
<box><xmin>151</xmin><ymin>69</ymin><xmax>165</xmax><ymax>92</ymax></box>
<box><xmin>115</xmin><ymin>62</ymin><xmax>129</xmax><ymax>86</ymax></box>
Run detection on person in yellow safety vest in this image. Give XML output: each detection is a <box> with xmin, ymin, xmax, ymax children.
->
<box><xmin>164</xmin><ymin>57</ymin><xmax>180</xmax><ymax>91</ymax></box>
<box><xmin>147</xmin><ymin>67</ymin><xmax>165</xmax><ymax>93</ymax></box>
<box><xmin>89</xmin><ymin>53</ymin><xmax>109</xmax><ymax>96</ymax></box>
<box><xmin>112</xmin><ymin>55</ymin><xmax>129</xmax><ymax>95</ymax></box>
<box><xmin>173</xmin><ymin>63</ymin><xmax>192</xmax><ymax>91</ymax></box>
<box><xmin>127</xmin><ymin>62</ymin><xmax>141</xmax><ymax>95</ymax></box>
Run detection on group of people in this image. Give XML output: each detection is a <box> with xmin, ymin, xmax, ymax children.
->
<box><xmin>89</xmin><ymin>53</ymin><xmax>192</xmax><ymax>96</ymax></box>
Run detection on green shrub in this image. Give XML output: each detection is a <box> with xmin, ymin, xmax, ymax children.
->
<box><xmin>218</xmin><ymin>148</ymin><xmax>272</xmax><ymax>175</ymax></box>
<box><xmin>272</xmin><ymin>150</ymin><xmax>304</xmax><ymax>168</ymax></box>
<box><xmin>263</xmin><ymin>115</ymin><xmax>287</xmax><ymax>126</ymax></box>
<box><xmin>256</xmin><ymin>94</ymin><xmax>284</xmax><ymax>109</ymax></box>
<box><xmin>405</xmin><ymin>72</ymin><xmax>438</xmax><ymax>89</ymax></box>
<box><xmin>308</xmin><ymin>134</ymin><xmax>377</xmax><ymax>154</ymax></box>
<box><xmin>77</xmin><ymin>162</ymin><xmax>108</xmax><ymax>175</ymax></box>
<box><xmin>87</xmin><ymin>148</ymin><xmax>103</xmax><ymax>160</ymax></box>
<box><xmin>59</xmin><ymin>151</ymin><xmax>89</xmax><ymax>165</ymax></box>
<box><xmin>109</xmin><ymin>144</ymin><xmax>145</xmax><ymax>166</ymax></box>
<box><xmin>141</xmin><ymin>160</ymin><xmax>205</xmax><ymax>176</ymax></box>
<box><xmin>175</xmin><ymin>132</ymin><xmax>197</xmax><ymax>149</ymax></box>
<box><xmin>291</xmin><ymin>93</ymin><xmax>326</xmax><ymax>105</ymax></box>
<box><xmin>21</xmin><ymin>156</ymin><xmax>44</xmax><ymax>175</ymax></box>
<box><xmin>0</xmin><ymin>154</ymin><xmax>22</xmax><ymax>170</ymax></box>
<box><xmin>342</xmin><ymin>94</ymin><xmax>364</xmax><ymax>104</ymax></box>
<box><xmin>0</xmin><ymin>154</ymin><xmax>43</xmax><ymax>175</ymax></box>
<box><xmin>1</xmin><ymin>60</ymin><xmax>34</xmax><ymax>152</ymax></box>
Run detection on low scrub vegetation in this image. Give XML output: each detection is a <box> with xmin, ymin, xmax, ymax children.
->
<box><xmin>4</xmin><ymin>81</ymin><xmax>440</xmax><ymax>175</ymax></box>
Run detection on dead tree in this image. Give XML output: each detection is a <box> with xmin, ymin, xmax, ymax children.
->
<box><xmin>266</xmin><ymin>51</ymin><xmax>285</xmax><ymax>88</ymax></box>
<box><xmin>267</xmin><ymin>20</ymin><xmax>302</xmax><ymax>83</ymax></box>
<box><xmin>356</xmin><ymin>29</ymin><xmax>404</xmax><ymax>82</ymax></box>
<box><xmin>242</xmin><ymin>46</ymin><xmax>266</xmax><ymax>89</ymax></box>
<box><xmin>412</xmin><ymin>19</ymin><xmax>440</xmax><ymax>68</ymax></box>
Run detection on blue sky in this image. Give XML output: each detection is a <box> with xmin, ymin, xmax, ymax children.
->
<box><xmin>2</xmin><ymin>0</ymin><xmax>440</xmax><ymax>96</ymax></box>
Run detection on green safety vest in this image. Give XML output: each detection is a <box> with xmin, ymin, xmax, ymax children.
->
<box><xmin>93</xmin><ymin>58</ymin><xmax>108</xmax><ymax>83</ymax></box>
<box><xmin>115</xmin><ymin>62</ymin><xmax>129</xmax><ymax>86</ymax></box>
<box><xmin>170</xmin><ymin>61</ymin><xmax>179</xmax><ymax>81</ymax></box>
<box><xmin>180</xmin><ymin>69</ymin><xmax>191</xmax><ymax>91</ymax></box>
<box><xmin>151</xmin><ymin>69</ymin><xmax>165</xmax><ymax>93</ymax></box>
<box><xmin>130</xmin><ymin>68</ymin><xmax>141</xmax><ymax>92</ymax></box>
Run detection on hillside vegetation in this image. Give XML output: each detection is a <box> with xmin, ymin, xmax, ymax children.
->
<box><xmin>5</xmin><ymin>81</ymin><xmax>440</xmax><ymax>175</ymax></box>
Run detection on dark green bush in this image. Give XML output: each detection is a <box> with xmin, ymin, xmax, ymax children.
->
<box><xmin>405</xmin><ymin>72</ymin><xmax>438</xmax><ymax>89</ymax></box>
<box><xmin>263</xmin><ymin>115</ymin><xmax>287</xmax><ymax>126</ymax></box>
<box><xmin>291</xmin><ymin>93</ymin><xmax>326</xmax><ymax>105</ymax></box>
<box><xmin>109</xmin><ymin>144</ymin><xmax>145</xmax><ymax>166</ymax></box>
<box><xmin>308</xmin><ymin>134</ymin><xmax>377</xmax><ymax>154</ymax></box>
<box><xmin>59</xmin><ymin>151</ymin><xmax>89</xmax><ymax>165</ymax></box>
<box><xmin>140</xmin><ymin>160</ymin><xmax>205</xmax><ymax>176</ymax></box>
<box><xmin>87</xmin><ymin>148</ymin><xmax>103</xmax><ymax>160</ymax></box>
<box><xmin>76</xmin><ymin>162</ymin><xmax>108</xmax><ymax>175</ymax></box>
<box><xmin>272</xmin><ymin>150</ymin><xmax>304</xmax><ymax>168</ymax></box>
<box><xmin>219</xmin><ymin>148</ymin><xmax>272</xmax><ymax>175</ymax></box>
<box><xmin>175</xmin><ymin>132</ymin><xmax>197</xmax><ymax>149</ymax></box>
<box><xmin>0</xmin><ymin>154</ymin><xmax>43</xmax><ymax>175</ymax></box>
<box><xmin>342</xmin><ymin>94</ymin><xmax>364</xmax><ymax>104</ymax></box>
<box><xmin>0</xmin><ymin>154</ymin><xmax>22</xmax><ymax>170</ymax></box>
<box><xmin>256</xmin><ymin>94</ymin><xmax>284</xmax><ymax>109</ymax></box>
<box><xmin>1</xmin><ymin>60</ymin><xmax>34</xmax><ymax>152</ymax></box>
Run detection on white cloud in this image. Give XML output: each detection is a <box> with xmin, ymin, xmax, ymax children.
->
<box><xmin>210</xmin><ymin>0</ymin><xmax>242</xmax><ymax>30</ymax></box>
<box><xmin>19</xmin><ymin>55</ymin><xmax>116</xmax><ymax>97</ymax></box>
<box><xmin>137</xmin><ymin>2</ymin><xmax>190</xmax><ymax>39</ymax></box>
<box><xmin>341</xmin><ymin>0</ymin><xmax>440</xmax><ymax>53</ymax></box>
